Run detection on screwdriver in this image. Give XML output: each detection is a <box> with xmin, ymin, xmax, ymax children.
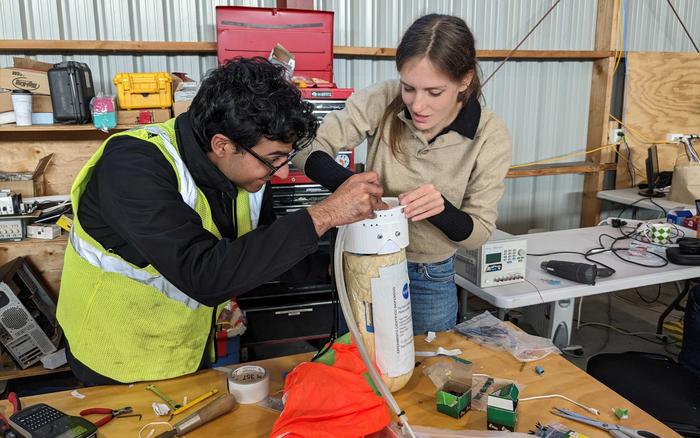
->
<box><xmin>154</xmin><ymin>394</ymin><xmax>237</xmax><ymax>438</ymax></box>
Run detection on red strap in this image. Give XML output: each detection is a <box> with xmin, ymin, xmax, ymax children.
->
<box><xmin>216</xmin><ymin>331</ymin><xmax>228</xmax><ymax>357</ymax></box>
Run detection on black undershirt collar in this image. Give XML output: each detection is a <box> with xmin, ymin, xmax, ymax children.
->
<box><xmin>174</xmin><ymin>113</ymin><xmax>239</xmax><ymax>201</ymax></box>
<box><xmin>403</xmin><ymin>94</ymin><xmax>481</xmax><ymax>143</ymax></box>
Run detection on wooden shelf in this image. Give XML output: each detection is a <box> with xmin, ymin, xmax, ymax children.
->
<box><xmin>0</xmin><ymin>364</ymin><xmax>70</xmax><ymax>381</ymax></box>
<box><xmin>0</xmin><ymin>235</ymin><xmax>68</xmax><ymax>246</ymax></box>
<box><xmin>506</xmin><ymin>161</ymin><xmax>614</xmax><ymax>178</ymax></box>
<box><xmin>0</xmin><ymin>124</ymin><xmax>137</xmax><ymax>133</ymax></box>
<box><xmin>0</xmin><ymin>39</ymin><xmax>615</xmax><ymax>60</ymax></box>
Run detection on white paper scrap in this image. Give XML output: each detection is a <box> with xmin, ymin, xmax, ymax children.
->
<box><xmin>425</xmin><ymin>331</ymin><xmax>436</xmax><ymax>343</ymax></box>
<box><xmin>70</xmin><ymin>390</ymin><xmax>86</xmax><ymax>399</ymax></box>
<box><xmin>415</xmin><ymin>347</ymin><xmax>463</xmax><ymax>357</ymax></box>
<box><xmin>152</xmin><ymin>402</ymin><xmax>171</xmax><ymax>416</ymax></box>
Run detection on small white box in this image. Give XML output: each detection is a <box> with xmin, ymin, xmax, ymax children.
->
<box><xmin>26</xmin><ymin>223</ymin><xmax>61</xmax><ymax>239</ymax></box>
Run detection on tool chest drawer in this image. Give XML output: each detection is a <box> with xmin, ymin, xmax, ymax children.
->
<box><xmin>238</xmin><ymin>283</ymin><xmax>340</xmax><ymax>345</ymax></box>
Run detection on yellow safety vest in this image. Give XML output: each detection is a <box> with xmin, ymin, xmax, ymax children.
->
<box><xmin>57</xmin><ymin>119</ymin><xmax>261</xmax><ymax>382</ymax></box>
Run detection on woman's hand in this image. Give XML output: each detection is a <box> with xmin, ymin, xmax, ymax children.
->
<box><xmin>398</xmin><ymin>184</ymin><xmax>445</xmax><ymax>221</ymax></box>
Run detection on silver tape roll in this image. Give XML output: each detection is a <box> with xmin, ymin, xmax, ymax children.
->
<box><xmin>227</xmin><ymin>365</ymin><xmax>270</xmax><ymax>404</ymax></box>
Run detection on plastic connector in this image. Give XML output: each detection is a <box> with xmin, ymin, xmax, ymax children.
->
<box><xmin>610</xmin><ymin>218</ymin><xmax>627</xmax><ymax>228</ymax></box>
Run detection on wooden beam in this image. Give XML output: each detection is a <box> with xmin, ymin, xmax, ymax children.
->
<box><xmin>507</xmin><ymin>162</ymin><xmax>609</xmax><ymax>178</ymax></box>
<box><xmin>0</xmin><ymin>39</ymin><xmax>613</xmax><ymax>60</ymax></box>
<box><xmin>580</xmin><ymin>0</ymin><xmax>619</xmax><ymax>227</ymax></box>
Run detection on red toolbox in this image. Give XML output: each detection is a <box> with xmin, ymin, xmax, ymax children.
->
<box><xmin>216</xmin><ymin>6</ymin><xmax>335</xmax><ymax>81</ymax></box>
<box><xmin>216</xmin><ymin>6</ymin><xmax>355</xmax><ymax>185</ymax></box>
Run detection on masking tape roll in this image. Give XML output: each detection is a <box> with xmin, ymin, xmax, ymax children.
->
<box><xmin>227</xmin><ymin>365</ymin><xmax>270</xmax><ymax>404</ymax></box>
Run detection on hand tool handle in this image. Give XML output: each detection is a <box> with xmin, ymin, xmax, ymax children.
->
<box><xmin>619</xmin><ymin>427</ymin><xmax>661</xmax><ymax>438</ymax></box>
<box><xmin>174</xmin><ymin>394</ymin><xmax>237</xmax><ymax>434</ymax></box>
<box><xmin>79</xmin><ymin>408</ymin><xmax>111</xmax><ymax>415</ymax></box>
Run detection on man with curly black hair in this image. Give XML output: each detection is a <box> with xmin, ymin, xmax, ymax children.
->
<box><xmin>57</xmin><ymin>57</ymin><xmax>383</xmax><ymax>384</ymax></box>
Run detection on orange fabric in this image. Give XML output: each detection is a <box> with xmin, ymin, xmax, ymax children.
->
<box><xmin>271</xmin><ymin>342</ymin><xmax>390</xmax><ymax>438</ymax></box>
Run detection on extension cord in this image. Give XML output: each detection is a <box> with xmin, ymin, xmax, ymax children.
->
<box><xmin>602</xmin><ymin>217</ymin><xmax>665</xmax><ymax>228</ymax></box>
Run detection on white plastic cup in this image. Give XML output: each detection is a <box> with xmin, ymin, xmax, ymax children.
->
<box><xmin>11</xmin><ymin>90</ymin><xmax>33</xmax><ymax>126</ymax></box>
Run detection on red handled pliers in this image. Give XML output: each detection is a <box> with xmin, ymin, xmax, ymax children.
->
<box><xmin>79</xmin><ymin>406</ymin><xmax>142</xmax><ymax>427</ymax></box>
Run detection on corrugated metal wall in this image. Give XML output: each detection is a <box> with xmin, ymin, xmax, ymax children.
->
<box><xmin>1</xmin><ymin>0</ymin><xmax>698</xmax><ymax>233</ymax></box>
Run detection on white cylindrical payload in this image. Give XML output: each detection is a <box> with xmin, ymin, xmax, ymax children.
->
<box><xmin>342</xmin><ymin>198</ymin><xmax>414</xmax><ymax>392</ymax></box>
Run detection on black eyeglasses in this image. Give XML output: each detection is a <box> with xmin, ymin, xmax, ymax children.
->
<box><xmin>237</xmin><ymin>143</ymin><xmax>300</xmax><ymax>178</ymax></box>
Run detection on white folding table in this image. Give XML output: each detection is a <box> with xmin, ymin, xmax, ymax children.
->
<box><xmin>455</xmin><ymin>225</ymin><xmax>700</xmax><ymax>345</ymax></box>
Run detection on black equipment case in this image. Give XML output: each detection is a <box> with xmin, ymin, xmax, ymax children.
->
<box><xmin>48</xmin><ymin>61</ymin><xmax>95</xmax><ymax>123</ymax></box>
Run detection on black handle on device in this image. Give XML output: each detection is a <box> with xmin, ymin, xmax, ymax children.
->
<box><xmin>540</xmin><ymin>260</ymin><xmax>597</xmax><ymax>285</ymax></box>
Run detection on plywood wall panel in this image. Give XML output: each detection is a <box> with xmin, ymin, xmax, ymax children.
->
<box><xmin>618</xmin><ymin>52</ymin><xmax>700</xmax><ymax>188</ymax></box>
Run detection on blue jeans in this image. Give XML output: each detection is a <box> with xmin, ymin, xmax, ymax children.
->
<box><xmin>407</xmin><ymin>256</ymin><xmax>457</xmax><ymax>335</ymax></box>
<box><xmin>679</xmin><ymin>285</ymin><xmax>700</xmax><ymax>376</ymax></box>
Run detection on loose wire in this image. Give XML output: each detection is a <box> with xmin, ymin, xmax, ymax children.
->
<box><xmin>665</xmin><ymin>0</ymin><xmax>700</xmax><ymax>53</ymax></box>
<box><xmin>482</xmin><ymin>0</ymin><xmax>562</xmax><ymax>87</ymax></box>
<box><xmin>520</xmin><ymin>394</ymin><xmax>599</xmax><ymax>416</ymax></box>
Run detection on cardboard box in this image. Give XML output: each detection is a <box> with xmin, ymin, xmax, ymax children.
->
<box><xmin>0</xmin><ymin>68</ymin><xmax>50</xmax><ymax>95</ymax></box>
<box><xmin>0</xmin><ymin>91</ymin><xmax>52</xmax><ymax>113</ymax></box>
<box><xmin>172</xmin><ymin>100</ymin><xmax>192</xmax><ymax>117</ymax></box>
<box><xmin>13</xmin><ymin>57</ymin><xmax>53</xmax><ymax>72</ymax></box>
<box><xmin>487</xmin><ymin>383</ymin><xmax>519</xmax><ymax>432</ymax></box>
<box><xmin>117</xmin><ymin>109</ymin><xmax>171</xmax><ymax>125</ymax></box>
<box><xmin>0</xmin><ymin>154</ymin><xmax>53</xmax><ymax>197</ymax></box>
<box><xmin>32</xmin><ymin>94</ymin><xmax>53</xmax><ymax>112</ymax></box>
<box><xmin>0</xmin><ymin>91</ymin><xmax>11</xmax><ymax>113</ymax></box>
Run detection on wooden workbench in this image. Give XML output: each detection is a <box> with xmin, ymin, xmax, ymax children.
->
<box><xmin>0</xmin><ymin>332</ymin><xmax>679</xmax><ymax>437</ymax></box>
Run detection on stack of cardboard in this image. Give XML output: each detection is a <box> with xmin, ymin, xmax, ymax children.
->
<box><xmin>171</xmin><ymin>72</ymin><xmax>199</xmax><ymax>117</ymax></box>
<box><xmin>0</xmin><ymin>57</ymin><xmax>54</xmax><ymax>125</ymax></box>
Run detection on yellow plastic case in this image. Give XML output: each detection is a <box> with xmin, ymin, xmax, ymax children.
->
<box><xmin>114</xmin><ymin>72</ymin><xmax>172</xmax><ymax>109</ymax></box>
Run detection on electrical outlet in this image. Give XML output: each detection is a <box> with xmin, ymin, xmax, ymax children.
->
<box><xmin>667</xmin><ymin>133</ymin><xmax>686</xmax><ymax>142</ymax></box>
<box><xmin>608</xmin><ymin>128</ymin><xmax>624</xmax><ymax>145</ymax></box>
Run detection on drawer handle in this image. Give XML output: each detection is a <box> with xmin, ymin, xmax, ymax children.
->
<box><xmin>275</xmin><ymin>308</ymin><xmax>313</xmax><ymax>316</ymax></box>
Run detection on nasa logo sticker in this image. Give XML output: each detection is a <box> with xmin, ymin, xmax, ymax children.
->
<box><xmin>402</xmin><ymin>283</ymin><xmax>409</xmax><ymax>299</ymax></box>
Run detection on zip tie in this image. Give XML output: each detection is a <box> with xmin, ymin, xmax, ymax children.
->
<box><xmin>138</xmin><ymin>421</ymin><xmax>173</xmax><ymax>438</ymax></box>
<box><xmin>520</xmin><ymin>394</ymin><xmax>600</xmax><ymax>415</ymax></box>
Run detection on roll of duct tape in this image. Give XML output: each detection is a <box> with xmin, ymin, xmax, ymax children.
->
<box><xmin>227</xmin><ymin>365</ymin><xmax>270</xmax><ymax>404</ymax></box>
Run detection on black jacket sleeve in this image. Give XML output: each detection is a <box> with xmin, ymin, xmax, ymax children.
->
<box><xmin>303</xmin><ymin>150</ymin><xmax>354</xmax><ymax>191</ymax></box>
<box><xmin>303</xmin><ymin>150</ymin><xmax>474</xmax><ymax>242</ymax></box>
<box><xmin>86</xmin><ymin>141</ymin><xmax>320</xmax><ymax>307</ymax></box>
<box><xmin>427</xmin><ymin>196</ymin><xmax>474</xmax><ymax>242</ymax></box>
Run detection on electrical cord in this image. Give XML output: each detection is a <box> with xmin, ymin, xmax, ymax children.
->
<box><xmin>576</xmin><ymin>320</ymin><xmax>679</xmax><ymax>346</ymax></box>
<box><xmin>665</xmin><ymin>0</ymin><xmax>700</xmax><ymax>52</ymax></box>
<box><xmin>482</xmin><ymin>0</ymin><xmax>561</xmax><ymax>87</ymax></box>
<box><xmin>616</xmin><ymin>196</ymin><xmax>667</xmax><ymax>221</ymax></box>
<box><xmin>520</xmin><ymin>395</ymin><xmax>599</xmax><ymax>416</ymax></box>
<box><xmin>635</xmin><ymin>285</ymin><xmax>662</xmax><ymax>304</ymax></box>
<box><xmin>523</xmin><ymin>277</ymin><xmax>545</xmax><ymax>304</ymax></box>
<box><xmin>311</xmin><ymin>230</ymin><xmax>339</xmax><ymax>362</ymax></box>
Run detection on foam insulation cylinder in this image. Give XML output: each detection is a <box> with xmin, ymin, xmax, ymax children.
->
<box><xmin>342</xmin><ymin>200</ymin><xmax>414</xmax><ymax>392</ymax></box>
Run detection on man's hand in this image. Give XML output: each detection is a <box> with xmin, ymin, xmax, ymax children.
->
<box><xmin>308</xmin><ymin>172</ymin><xmax>384</xmax><ymax>236</ymax></box>
<box><xmin>398</xmin><ymin>183</ymin><xmax>445</xmax><ymax>221</ymax></box>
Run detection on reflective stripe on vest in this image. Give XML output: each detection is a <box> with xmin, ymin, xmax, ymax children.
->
<box><xmin>145</xmin><ymin>125</ymin><xmax>198</xmax><ymax>209</ymax></box>
<box><xmin>67</xmin><ymin>124</ymin><xmax>263</xmax><ymax>311</ymax></box>
<box><xmin>68</xmin><ymin>124</ymin><xmax>204</xmax><ymax>310</ymax></box>
<box><xmin>68</xmin><ymin>229</ymin><xmax>203</xmax><ymax>310</ymax></box>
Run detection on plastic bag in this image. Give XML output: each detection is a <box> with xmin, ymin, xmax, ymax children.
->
<box><xmin>454</xmin><ymin>311</ymin><xmax>560</xmax><ymax>362</ymax></box>
<box><xmin>423</xmin><ymin>358</ymin><xmax>473</xmax><ymax>393</ymax></box>
<box><xmin>534</xmin><ymin>423</ymin><xmax>590</xmax><ymax>438</ymax></box>
<box><xmin>471</xmin><ymin>374</ymin><xmax>524</xmax><ymax>412</ymax></box>
<box><xmin>90</xmin><ymin>92</ymin><xmax>116</xmax><ymax>133</ymax></box>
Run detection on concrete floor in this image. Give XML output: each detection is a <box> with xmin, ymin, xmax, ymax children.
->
<box><xmin>464</xmin><ymin>281</ymin><xmax>686</xmax><ymax>371</ymax></box>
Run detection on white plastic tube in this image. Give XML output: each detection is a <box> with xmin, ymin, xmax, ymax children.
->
<box><xmin>334</xmin><ymin>225</ymin><xmax>416</xmax><ymax>438</ymax></box>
